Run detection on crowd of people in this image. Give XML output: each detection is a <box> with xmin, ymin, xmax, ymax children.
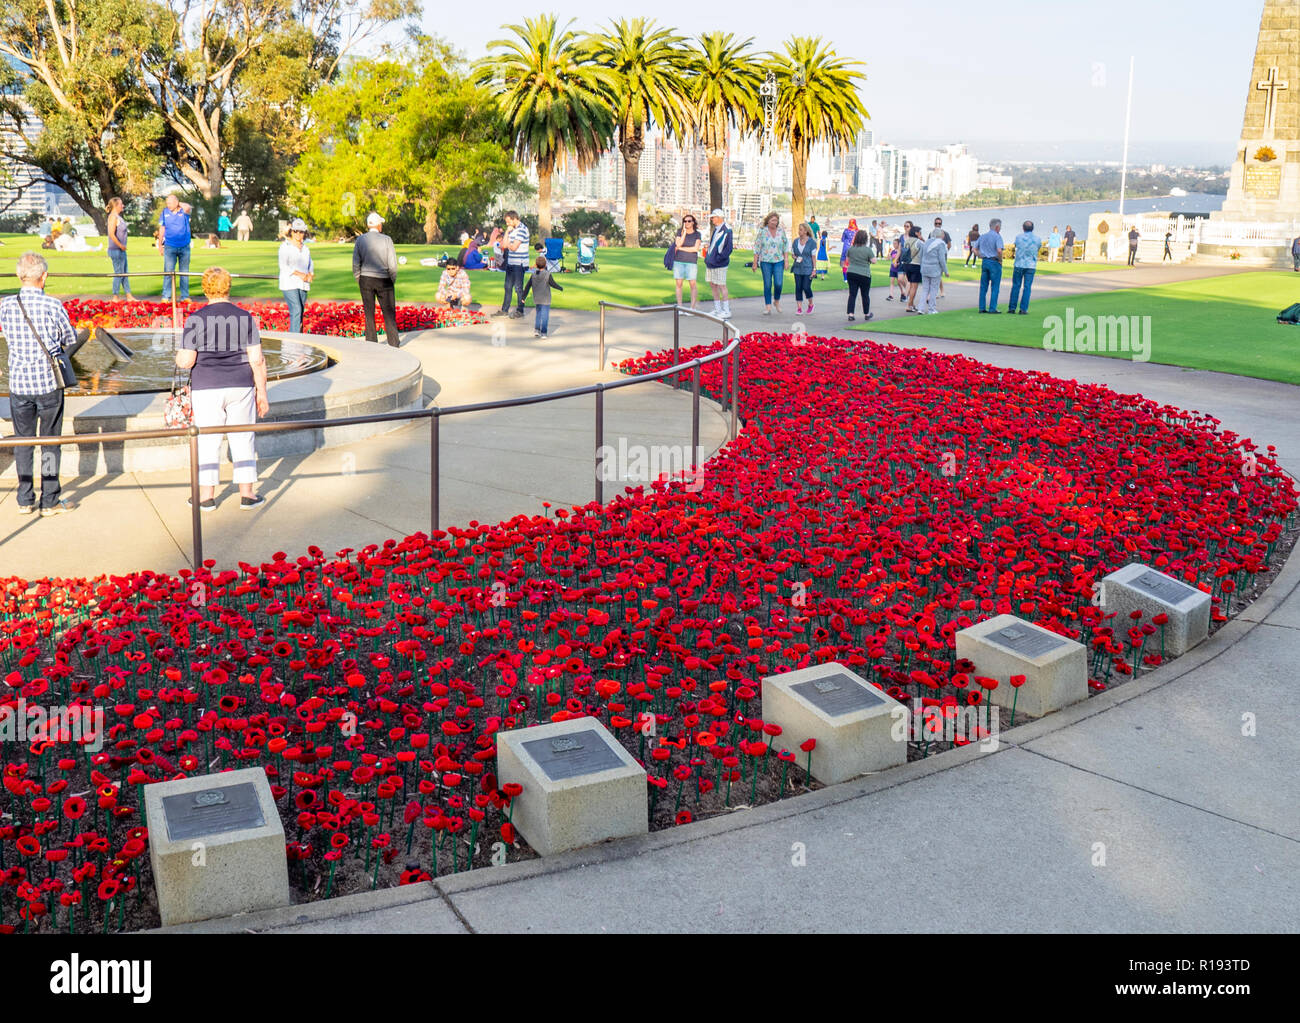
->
<box><xmin>0</xmin><ymin>198</ymin><xmax>1136</xmax><ymax>518</ymax></box>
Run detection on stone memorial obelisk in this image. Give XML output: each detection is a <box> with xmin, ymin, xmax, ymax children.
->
<box><xmin>1217</xmin><ymin>0</ymin><xmax>1300</xmax><ymax>222</ymax></box>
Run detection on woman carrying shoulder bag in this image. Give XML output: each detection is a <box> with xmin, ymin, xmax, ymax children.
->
<box><xmin>791</xmin><ymin>222</ymin><xmax>818</xmax><ymax>314</ymax></box>
<box><xmin>175</xmin><ymin>267</ymin><xmax>270</xmax><ymax>512</ymax></box>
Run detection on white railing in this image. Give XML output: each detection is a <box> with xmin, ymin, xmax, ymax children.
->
<box><xmin>1197</xmin><ymin>219</ymin><xmax>1300</xmax><ymax>246</ymax></box>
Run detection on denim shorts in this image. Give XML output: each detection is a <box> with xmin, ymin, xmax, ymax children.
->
<box><xmin>672</xmin><ymin>260</ymin><xmax>698</xmax><ymax>281</ymax></box>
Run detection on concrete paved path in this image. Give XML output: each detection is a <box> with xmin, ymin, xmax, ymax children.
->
<box><xmin>150</xmin><ymin>263</ymin><xmax>1300</xmax><ymax>934</ymax></box>
<box><xmin>0</xmin><ymin>311</ymin><xmax>729</xmax><ymax>578</ymax></box>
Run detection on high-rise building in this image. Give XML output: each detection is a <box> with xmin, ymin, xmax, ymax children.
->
<box><xmin>853</xmin><ymin>142</ymin><xmax>981</xmax><ymax>199</ymax></box>
<box><xmin>562</xmin><ymin>150</ymin><xmax>625</xmax><ymax>203</ymax></box>
<box><xmin>652</xmin><ymin>137</ymin><xmax>711</xmax><ymax>211</ymax></box>
<box><xmin>0</xmin><ymin>91</ymin><xmax>49</xmax><ymax>220</ymax></box>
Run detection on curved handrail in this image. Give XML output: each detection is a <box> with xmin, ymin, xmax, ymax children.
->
<box><xmin>0</xmin><ymin>298</ymin><xmax>744</xmax><ymax>570</ymax></box>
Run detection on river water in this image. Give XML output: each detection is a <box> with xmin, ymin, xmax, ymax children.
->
<box><xmin>811</xmin><ymin>193</ymin><xmax>1225</xmax><ymax>242</ymax></box>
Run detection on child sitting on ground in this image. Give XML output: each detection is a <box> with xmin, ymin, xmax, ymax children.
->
<box><xmin>521</xmin><ymin>255</ymin><xmax>562</xmax><ymax>339</ymax></box>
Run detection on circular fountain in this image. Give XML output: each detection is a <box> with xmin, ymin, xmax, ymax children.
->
<box><xmin>0</xmin><ymin>327</ymin><xmax>425</xmax><ymax>474</ymax></box>
<box><xmin>0</xmin><ymin>328</ymin><xmax>330</xmax><ymax>397</ymax></box>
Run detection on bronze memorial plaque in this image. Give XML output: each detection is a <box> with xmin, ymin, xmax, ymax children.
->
<box><xmin>791</xmin><ymin>673</ymin><xmax>888</xmax><ymax>717</ymax></box>
<box><xmin>522</xmin><ymin>729</ymin><xmax>625</xmax><ymax>781</ymax></box>
<box><xmin>1244</xmin><ymin>164</ymin><xmax>1282</xmax><ymax>198</ymax></box>
<box><xmin>161</xmin><ymin>783</ymin><xmax>266</xmax><ymax>842</ymax></box>
<box><xmin>1132</xmin><ymin>571</ymin><xmax>1199</xmax><ymax>605</ymax></box>
<box><xmin>987</xmin><ymin>624</ymin><xmax>1068</xmax><ymax>658</ymax></box>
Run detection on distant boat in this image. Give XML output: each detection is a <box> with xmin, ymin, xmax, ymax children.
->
<box><xmin>1169</xmin><ymin>187</ymin><xmax>1188</xmax><ymax>197</ymax></box>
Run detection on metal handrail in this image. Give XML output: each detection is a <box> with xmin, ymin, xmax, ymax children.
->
<box><xmin>598</xmin><ymin>301</ymin><xmax>740</xmax><ymax>444</ymax></box>
<box><xmin>1</xmin><ymin>305</ymin><xmax>744</xmax><ymax>571</ymax></box>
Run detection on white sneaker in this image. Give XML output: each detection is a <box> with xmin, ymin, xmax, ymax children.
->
<box><xmin>721</xmin><ymin>306</ymin><xmax>732</xmax><ymax>319</ymax></box>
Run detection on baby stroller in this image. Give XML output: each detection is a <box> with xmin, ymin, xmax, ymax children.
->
<box><xmin>543</xmin><ymin>237</ymin><xmax>566</xmax><ymax>273</ymax></box>
<box><xmin>576</xmin><ymin>236</ymin><xmax>598</xmax><ymax>273</ymax></box>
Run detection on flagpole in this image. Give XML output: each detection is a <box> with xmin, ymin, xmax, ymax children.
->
<box><xmin>1119</xmin><ymin>55</ymin><xmax>1135</xmax><ymax>219</ymax></box>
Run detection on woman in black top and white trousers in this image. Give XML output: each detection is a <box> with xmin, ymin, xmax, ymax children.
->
<box><xmin>175</xmin><ymin>267</ymin><xmax>269</xmax><ymax>511</ymax></box>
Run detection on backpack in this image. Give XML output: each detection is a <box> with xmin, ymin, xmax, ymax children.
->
<box><xmin>1277</xmin><ymin>303</ymin><xmax>1300</xmax><ymax>324</ymax></box>
<box><xmin>898</xmin><ymin>238</ymin><xmax>913</xmax><ymax>266</ymax></box>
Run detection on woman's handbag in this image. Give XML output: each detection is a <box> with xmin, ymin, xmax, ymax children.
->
<box><xmin>14</xmin><ymin>294</ymin><xmax>77</xmax><ymax>389</ymax></box>
<box><xmin>164</xmin><ymin>365</ymin><xmax>193</xmax><ymax>428</ymax></box>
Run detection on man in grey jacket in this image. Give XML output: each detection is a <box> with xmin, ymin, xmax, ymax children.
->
<box><xmin>353</xmin><ymin>211</ymin><xmax>401</xmax><ymax>345</ymax></box>
<box><xmin>919</xmin><ymin>230</ymin><xmax>949</xmax><ymax>314</ymax></box>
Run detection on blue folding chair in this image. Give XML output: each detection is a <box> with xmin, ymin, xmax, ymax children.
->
<box><xmin>543</xmin><ymin>237</ymin><xmax>566</xmax><ymax>273</ymax></box>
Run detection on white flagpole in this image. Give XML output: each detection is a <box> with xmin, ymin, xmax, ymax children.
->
<box><xmin>1119</xmin><ymin>55</ymin><xmax>1135</xmax><ymax>219</ymax></box>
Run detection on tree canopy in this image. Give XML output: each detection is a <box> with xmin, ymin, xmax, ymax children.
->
<box><xmin>290</xmin><ymin>39</ymin><xmax>521</xmax><ymax>242</ymax></box>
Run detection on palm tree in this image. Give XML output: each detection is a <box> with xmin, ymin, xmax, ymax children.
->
<box><xmin>689</xmin><ymin>33</ymin><xmax>764</xmax><ymax>214</ymax></box>
<box><xmin>582</xmin><ymin>19</ymin><xmax>692</xmax><ymax>248</ymax></box>
<box><xmin>474</xmin><ymin>15</ymin><xmax>616</xmax><ymax>236</ymax></box>
<box><xmin>770</xmin><ymin>37</ymin><xmax>868</xmax><ymax>229</ymax></box>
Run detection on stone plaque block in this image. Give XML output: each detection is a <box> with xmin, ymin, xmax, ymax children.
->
<box><xmin>497</xmin><ymin>718</ymin><xmax>647</xmax><ymax>856</ymax></box>
<box><xmin>761</xmin><ymin>663</ymin><xmax>906</xmax><ymax>785</ymax></box>
<box><xmin>145</xmin><ymin>767</ymin><xmax>289</xmax><ymax>927</ymax></box>
<box><xmin>955</xmin><ymin>614</ymin><xmax>1087</xmax><ymax>718</ymax></box>
<box><xmin>1100</xmin><ymin>563</ymin><xmax>1211</xmax><ymax>656</ymax></box>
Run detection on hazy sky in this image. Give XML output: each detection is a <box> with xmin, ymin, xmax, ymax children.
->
<box><xmin>420</xmin><ymin>0</ymin><xmax>1264</xmax><ymax>164</ymax></box>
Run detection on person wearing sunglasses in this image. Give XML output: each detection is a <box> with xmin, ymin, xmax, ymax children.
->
<box><xmin>671</xmin><ymin>215</ymin><xmax>705</xmax><ymax>309</ymax></box>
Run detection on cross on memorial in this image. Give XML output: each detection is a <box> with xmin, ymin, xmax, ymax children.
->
<box><xmin>1257</xmin><ymin>66</ymin><xmax>1288</xmax><ymax>137</ymax></box>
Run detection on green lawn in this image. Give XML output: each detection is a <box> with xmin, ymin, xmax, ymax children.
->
<box><xmin>861</xmin><ymin>270</ymin><xmax>1300</xmax><ymax>385</ymax></box>
<box><xmin>0</xmin><ymin>233</ymin><xmax>1114</xmax><ymax>311</ymax></box>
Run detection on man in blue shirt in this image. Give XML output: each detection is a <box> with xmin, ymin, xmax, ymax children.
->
<box><xmin>160</xmin><ymin>193</ymin><xmax>194</xmax><ymax>301</ymax></box>
<box><xmin>1008</xmin><ymin>220</ymin><xmax>1042</xmax><ymax>315</ymax></box>
<box><xmin>976</xmin><ymin>218</ymin><xmax>1005</xmax><ymax>313</ymax></box>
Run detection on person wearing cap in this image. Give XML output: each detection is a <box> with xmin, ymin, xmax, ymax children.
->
<box><xmin>704</xmin><ymin>208</ymin><xmax>733</xmax><ymax>320</ymax></box>
<box><xmin>279</xmin><ymin>218</ymin><xmax>314</xmax><ymax>334</ymax></box>
<box><xmin>353</xmin><ymin>211</ymin><xmax>400</xmax><ymax>346</ymax></box>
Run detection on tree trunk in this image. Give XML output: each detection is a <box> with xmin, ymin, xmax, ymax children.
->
<box><xmin>62</xmin><ymin>186</ymin><xmax>110</xmax><ymax>236</ymax></box>
<box><xmin>707</xmin><ymin>153</ymin><xmax>725</xmax><ymax>214</ymax></box>
<box><xmin>622</xmin><ymin>147</ymin><xmax>640</xmax><ymax>248</ymax></box>
<box><xmin>537</xmin><ymin>165</ymin><xmax>553</xmax><ymax>237</ymax></box>
<box><xmin>422</xmin><ymin>199</ymin><xmax>442</xmax><ymax>244</ymax></box>
<box><xmin>791</xmin><ymin>144</ymin><xmax>808</xmax><ymax>231</ymax></box>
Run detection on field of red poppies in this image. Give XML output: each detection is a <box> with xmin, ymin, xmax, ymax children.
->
<box><xmin>63</xmin><ymin>298</ymin><xmax>487</xmax><ymax>337</ymax></box>
<box><xmin>1</xmin><ymin>331</ymin><xmax>1294</xmax><ymax>933</ymax></box>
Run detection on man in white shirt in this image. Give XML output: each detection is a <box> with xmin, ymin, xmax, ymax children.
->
<box><xmin>494</xmin><ymin>210</ymin><xmax>530</xmax><ymax>318</ymax></box>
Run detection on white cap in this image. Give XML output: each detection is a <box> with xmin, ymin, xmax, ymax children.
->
<box><xmin>710</xmin><ymin>208</ymin><xmax>725</xmax><ymax>218</ymax></box>
<box><xmin>366</xmin><ymin>211</ymin><xmax>384</xmax><ymax>227</ymax></box>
